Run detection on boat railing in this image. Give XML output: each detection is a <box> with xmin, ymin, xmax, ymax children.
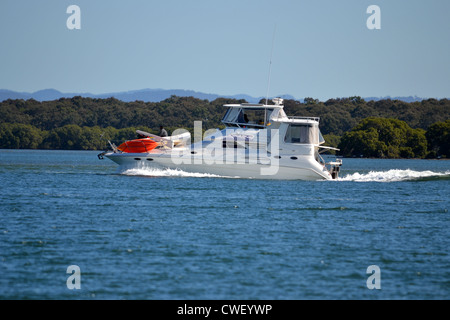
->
<box><xmin>222</xmin><ymin>121</ymin><xmax>267</xmax><ymax>129</ymax></box>
<box><xmin>288</xmin><ymin>116</ymin><xmax>320</xmax><ymax>122</ymax></box>
<box><xmin>317</xmin><ymin>152</ymin><xmax>327</xmax><ymax>167</ymax></box>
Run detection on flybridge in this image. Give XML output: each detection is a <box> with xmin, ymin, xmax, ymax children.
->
<box><xmin>221</xmin><ymin>98</ymin><xmax>288</xmax><ymax>129</ymax></box>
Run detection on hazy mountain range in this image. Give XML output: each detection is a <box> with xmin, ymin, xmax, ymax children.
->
<box><xmin>0</xmin><ymin>88</ymin><xmax>425</xmax><ymax>103</ymax></box>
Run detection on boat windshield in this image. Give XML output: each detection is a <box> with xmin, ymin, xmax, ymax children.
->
<box><xmin>222</xmin><ymin>107</ymin><xmax>274</xmax><ymax>128</ymax></box>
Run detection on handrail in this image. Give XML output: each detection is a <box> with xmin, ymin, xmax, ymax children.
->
<box><xmin>222</xmin><ymin>121</ymin><xmax>267</xmax><ymax>129</ymax></box>
<box><xmin>288</xmin><ymin>116</ymin><xmax>320</xmax><ymax>122</ymax></box>
<box><xmin>318</xmin><ymin>152</ymin><xmax>327</xmax><ymax>167</ymax></box>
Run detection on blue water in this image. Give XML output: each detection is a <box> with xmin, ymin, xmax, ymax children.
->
<box><xmin>0</xmin><ymin>150</ymin><xmax>449</xmax><ymax>299</ymax></box>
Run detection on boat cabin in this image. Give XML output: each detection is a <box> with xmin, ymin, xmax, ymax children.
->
<box><xmin>221</xmin><ymin>98</ymin><xmax>325</xmax><ymax>147</ymax></box>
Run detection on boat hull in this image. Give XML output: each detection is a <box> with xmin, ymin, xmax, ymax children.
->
<box><xmin>104</xmin><ymin>151</ymin><xmax>332</xmax><ymax>180</ymax></box>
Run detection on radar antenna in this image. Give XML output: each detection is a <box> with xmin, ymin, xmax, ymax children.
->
<box><xmin>265</xmin><ymin>24</ymin><xmax>277</xmax><ymax>105</ymax></box>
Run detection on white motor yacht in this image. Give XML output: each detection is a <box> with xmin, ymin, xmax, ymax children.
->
<box><xmin>98</xmin><ymin>98</ymin><xmax>342</xmax><ymax>180</ymax></box>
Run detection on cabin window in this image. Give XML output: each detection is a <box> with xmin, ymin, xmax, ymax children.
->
<box><xmin>284</xmin><ymin>124</ymin><xmax>319</xmax><ymax>144</ymax></box>
<box><xmin>318</xmin><ymin>130</ymin><xmax>325</xmax><ymax>145</ymax></box>
<box><xmin>222</xmin><ymin>108</ymin><xmax>241</xmax><ymax>123</ymax></box>
<box><xmin>242</xmin><ymin>109</ymin><xmax>274</xmax><ymax>127</ymax></box>
<box><xmin>222</xmin><ymin>107</ymin><xmax>274</xmax><ymax>128</ymax></box>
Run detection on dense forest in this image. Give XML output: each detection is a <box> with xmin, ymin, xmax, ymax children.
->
<box><xmin>0</xmin><ymin>95</ymin><xmax>449</xmax><ymax>158</ymax></box>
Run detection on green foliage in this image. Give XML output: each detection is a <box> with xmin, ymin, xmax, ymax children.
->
<box><xmin>0</xmin><ymin>123</ymin><xmax>154</xmax><ymax>151</ymax></box>
<box><xmin>281</xmin><ymin>97</ymin><xmax>449</xmax><ymax>135</ymax></box>
<box><xmin>338</xmin><ymin>118</ymin><xmax>428</xmax><ymax>158</ymax></box>
<box><xmin>0</xmin><ymin>123</ymin><xmax>44</xmax><ymax>149</ymax></box>
<box><xmin>0</xmin><ymin>96</ymin><xmax>448</xmax><ymax>156</ymax></box>
<box><xmin>2</xmin><ymin>96</ymin><xmax>449</xmax><ymax>135</ymax></box>
<box><xmin>426</xmin><ymin>119</ymin><xmax>450</xmax><ymax>158</ymax></box>
<box><xmin>322</xmin><ymin>134</ymin><xmax>341</xmax><ymax>155</ymax></box>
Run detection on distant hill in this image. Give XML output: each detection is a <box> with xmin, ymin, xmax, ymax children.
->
<box><xmin>0</xmin><ymin>88</ymin><xmax>264</xmax><ymax>103</ymax></box>
<box><xmin>0</xmin><ymin>88</ymin><xmax>428</xmax><ymax>103</ymax></box>
<box><xmin>363</xmin><ymin>95</ymin><xmax>424</xmax><ymax>103</ymax></box>
<box><xmin>0</xmin><ymin>89</ymin><xmax>76</xmax><ymax>102</ymax></box>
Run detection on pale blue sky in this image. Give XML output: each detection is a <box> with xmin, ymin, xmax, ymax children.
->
<box><xmin>1</xmin><ymin>0</ymin><xmax>449</xmax><ymax>100</ymax></box>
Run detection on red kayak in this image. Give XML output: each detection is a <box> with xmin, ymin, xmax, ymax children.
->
<box><xmin>117</xmin><ymin>138</ymin><xmax>159</xmax><ymax>153</ymax></box>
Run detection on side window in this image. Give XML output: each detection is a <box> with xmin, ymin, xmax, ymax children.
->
<box><xmin>285</xmin><ymin>124</ymin><xmax>318</xmax><ymax>144</ymax></box>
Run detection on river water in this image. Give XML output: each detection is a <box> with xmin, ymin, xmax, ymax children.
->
<box><xmin>0</xmin><ymin>150</ymin><xmax>449</xmax><ymax>299</ymax></box>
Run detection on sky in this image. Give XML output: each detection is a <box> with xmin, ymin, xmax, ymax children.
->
<box><xmin>1</xmin><ymin>0</ymin><xmax>449</xmax><ymax>101</ymax></box>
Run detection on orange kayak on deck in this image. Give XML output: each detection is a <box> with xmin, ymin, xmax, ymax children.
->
<box><xmin>117</xmin><ymin>138</ymin><xmax>159</xmax><ymax>153</ymax></box>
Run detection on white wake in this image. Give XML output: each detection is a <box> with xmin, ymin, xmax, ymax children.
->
<box><xmin>119</xmin><ymin>167</ymin><xmax>226</xmax><ymax>178</ymax></box>
<box><xmin>339</xmin><ymin>169</ymin><xmax>450</xmax><ymax>182</ymax></box>
<box><xmin>119</xmin><ymin>167</ymin><xmax>450</xmax><ymax>182</ymax></box>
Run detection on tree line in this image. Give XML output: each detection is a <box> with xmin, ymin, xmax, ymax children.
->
<box><xmin>0</xmin><ymin>95</ymin><xmax>449</xmax><ymax>158</ymax></box>
<box><xmin>338</xmin><ymin>118</ymin><xmax>449</xmax><ymax>159</ymax></box>
<box><xmin>0</xmin><ymin>123</ymin><xmax>156</xmax><ymax>151</ymax></box>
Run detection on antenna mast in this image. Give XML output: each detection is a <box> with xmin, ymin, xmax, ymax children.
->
<box><xmin>265</xmin><ymin>24</ymin><xmax>277</xmax><ymax>105</ymax></box>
